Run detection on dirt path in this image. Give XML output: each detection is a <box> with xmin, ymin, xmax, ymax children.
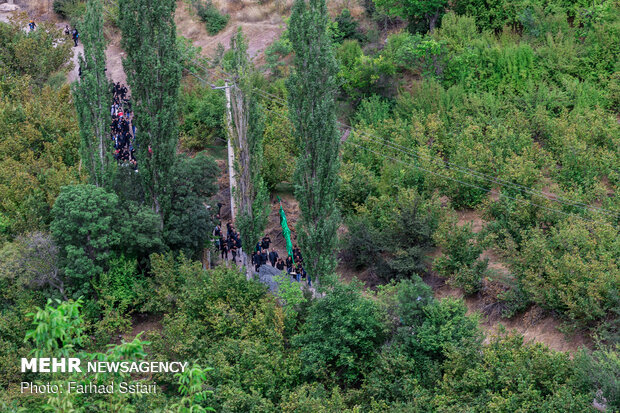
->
<box><xmin>63</xmin><ymin>31</ymin><xmax>84</xmax><ymax>83</ymax></box>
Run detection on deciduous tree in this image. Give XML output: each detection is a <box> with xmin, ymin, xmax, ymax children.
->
<box><xmin>287</xmin><ymin>0</ymin><xmax>341</xmax><ymax>285</ymax></box>
<box><xmin>227</xmin><ymin>28</ymin><xmax>269</xmax><ymax>252</ymax></box>
<box><xmin>72</xmin><ymin>0</ymin><xmax>113</xmax><ymax>188</ymax></box>
<box><xmin>119</xmin><ymin>0</ymin><xmax>181</xmax><ymax>220</ymax></box>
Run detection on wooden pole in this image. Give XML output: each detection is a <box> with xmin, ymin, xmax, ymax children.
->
<box><xmin>225</xmin><ymin>82</ymin><xmax>236</xmax><ymax>221</ymax></box>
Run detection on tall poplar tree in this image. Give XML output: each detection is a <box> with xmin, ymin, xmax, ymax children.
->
<box><xmin>287</xmin><ymin>0</ymin><xmax>341</xmax><ymax>285</ymax></box>
<box><xmin>72</xmin><ymin>0</ymin><xmax>112</xmax><ymax>188</ymax></box>
<box><xmin>228</xmin><ymin>28</ymin><xmax>269</xmax><ymax>252</ymax></box>
<box><xmin>119</xmin><ymin>0</ymin><xmax>181</xmax><ymax>219</ymax></box>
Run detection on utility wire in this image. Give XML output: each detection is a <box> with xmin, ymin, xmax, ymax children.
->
<box><xmin>185</xmin><ymin>62</ymin><xmax>617</xmax><ymax>222</ymax></box>
<box><xmin>248</xmin><ymin>85</ymin><xmax>618</xmax><ymax>218</ymax></box>
<box><xmin>251</xmin><ymin>93</ymin><xmax>602</xmax><ymax>223</ymax></box>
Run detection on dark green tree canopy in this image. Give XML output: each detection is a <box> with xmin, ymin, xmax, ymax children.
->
<box><xmin>50</xmin><ymin>185</ymin><xmax>120</xmax><ymax>295</ymax></box>
<box><xmin>119</xmin><ymin>0</ymin><xmax>181</xmax><ymax>218</ymax></box>
<box><xmin>287</xmin><ymin>0</ymin><xmax>342</xmax><ymax>285</ymax></box>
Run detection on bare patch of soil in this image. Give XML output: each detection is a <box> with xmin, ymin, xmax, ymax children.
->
<box><xmin>122</xmin><ymin>313</ymin><xmax>163</xmax><ymax>342</ymax></box>
<box><xmin>433</xmin><ymin>279</ymin><xmax>590</xmax><ymax>353</ymax></box>
<box><xmin>175</xmin><ymin>0</ymin><xmax>283</xmax><ymax>63</ymax></box>
<box><xmin>456</xmin><ymin>208</ymin><xmax>486</xmax><ymax>233</ymax></box>
<box><xmin>104</xmin><ymin>34</ymin><xmax>127</xmax><ymax>84</ymax></box>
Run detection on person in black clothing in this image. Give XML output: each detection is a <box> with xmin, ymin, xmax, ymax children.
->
<box><xmin>230</xmin><ymin>244</ymin><xmax>238</xmax><ymax>262</ymax></box>
<box><xmin>214</xmin><ymin>224</ymin><xmax>221</xmax><ymax>237</ymax></box>
<box><xmin>220</xmin><ymin>241</ymin><xmax>228</xmax><ymax>260</ymax></box>
<box><xmin>261</xmin><ymin>235</ymin><xmax>271</xmax><ymax>250</ymax></box>
<box><xmin>276</xmin><ymin>258</ymin><xmax>285</xmax><ymax>271</ymax></box>
<box><xmin>285</xmin><ymin>256</ymin><xmax>293</xmax><ymax>273</ymax></box>
<box><xmin>235</xmin><ymin>234</ymin><xmax>242</xmax><ymax>249</ymax></box>
<box><xmin>259</xmin><ymin>248</ymin><xmax>268</xmax><ymax>267</ymax></box>
<box><xmin>72</xmin><ymin>28</ymin><xmax>79</xmax><ymax>47</ymax></box>
<box><xmin>252</xmin><ymin>251</ymin><xmax>260</xmax><ymax>272</ymax></box>
<box><xmin>268</xmin><ymin>249</ymin><xmax>278</xmax><ymax>267</ymax></box>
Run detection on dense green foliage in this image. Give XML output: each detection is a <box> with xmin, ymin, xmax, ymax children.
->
<box><xmin>228</xmin><ymin>29</ymin><xmax>270</xmax><ymax>252</ymax></box>
<box><xmin>287</xmin><ymin>0</ymin><xmax>342</xmax><ymax>285</ymax></box>
<box><xmin>119</xmin><ymin>0</ymin><xmax>181</xmax><ymax>219</ymax></box>
<box><xmin>179</xmin><ymin>80</ymin><xmax>226</xmax><ymax>150</ymax></box>
<box><xmin>336</xmin><ymin>5</ymin><xmax>619</xmax><ymax>331</ymax></box>
<box><xmin>0</xmin><ymin>20</ymin><xmax>81</xmax><ymax>237</ymax></box>
<box><xmin>72</xmin><ymin>0</ymin><xmax>113</xmax><ymax>188</ymax></box>
<box><xmin>1</xmin><ymin>0</ymin><xmax>618</xmax><ymax>411</ymax></box>
<box><xmin>293</xmin><ymin>282</ymin><xmax>388</xmax><ymax>386</ymax></box>
<box><xmin>164</xmin><ymin>153</ymin><xmax>219</xmax><ymax>255</ymax></box>
<box><xmin>192</xmin><ymin>0</ymin><xmax>230</xmax><ymax>35</ymax></box>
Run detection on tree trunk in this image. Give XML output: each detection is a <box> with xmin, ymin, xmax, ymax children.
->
<box><xmin>428</xmin><ymin>11</ymin><xmax>440</xmax><ymax>33</ymax></box>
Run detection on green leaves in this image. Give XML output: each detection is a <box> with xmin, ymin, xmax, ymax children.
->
<box><xmin>51</xmin><ymin>185</ymin><xmax>120</xmax><ymax>293</ymax></box>
<box><xmin>72</xmin><ymin>0</ymin><xmax>113</xmax><ymax>188</ymax></box>
<box><xmin>25</xmin><ymin>298</ymin><xmax>85</xmax><ymax>358</ymax></box>
<box><xmin>292</xmin><ymin>282</ymin><xmax>388</xmax><ymax>386</ymax></box>
<box><xmin>288</xmin><ymin>0</ymin><xmax>342</xmax><ymax>285</ymax></box>
<box><xmin>119</xmin><ymin>0</ymin><xmax>181</xmax><ymax>218</ymax></box>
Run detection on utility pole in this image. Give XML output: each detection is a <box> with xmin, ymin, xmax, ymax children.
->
<box><xmin>222</xmin><ymin>81</ymin><xmax>236</xmax><ymax>221</ymax></box>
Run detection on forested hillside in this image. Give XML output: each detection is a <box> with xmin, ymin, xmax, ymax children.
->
<box><xmin>0</xmin><ymin>0</ymin><xmax>618</xmax><ymax>411</ymax></box>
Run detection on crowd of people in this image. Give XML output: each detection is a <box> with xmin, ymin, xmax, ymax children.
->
<box><xmin>214</xmin><ymin>218</ymin><xmax>311</xmax><ymax>286</ymax></box>
<box><xmin>215</xmin><ymin>220</ymin><xmax>243</xmax><ymax>263</ymax></box>
<box><xmin>63</xmin><ymin>24</ymin><xmax>79</xmax><ymax>47</ymax></box>
<box><xmin>110</xmin><ymin>82</ymin><xmax>138</xmax><ymax>168</ymax></box>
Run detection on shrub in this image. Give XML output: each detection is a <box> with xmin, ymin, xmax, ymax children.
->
<box><xmin>342</xmin><ymin>214</ymin><xmax>381</xmax><ymax>270</ymax></box>
<box><xmin>438</xmin><ymin>332</ymin><xmax>592</xmax><ymax>411</ymax></box>
<box><xmin>264</xmin><ymin>33</ymin><xmax>292</xmax><ymax>76</ymax></box>
<box><xmin>193</xmin><ymin>0</ymin><xmax>230</xmax><ymax>35</ymax></box>
<box><xmin>261</xmin><ymin>103</ymin><xmax>297</xmax><ymax>190</ymax></box>
<box><xmin>353</xmin><ymin>95</ymin><xmax>392</xmax><ymax>127</ymax></box>
<box><xmin>497</xmin><ymin>282</ymin><xmax>530</xmax><ymax>318</ymax></box>
<box><xmin>292</xmin><ymin>282</ymin><xmax>388</xmax><ymax>386</ymax></box>
<box><xmin>343</xmin><ymin>188</ymin><xmax>442</xmax><ymax>281</ymax></box>
<box><xmin>338</xmin><ymin>162</ymin><xmax>378</xmax><ymax>216</ymax></box>
<box><xmin>434</xmin><ymin>221</ymin><xmax>488</xmax><ymax>294</ymax></box>
<box><xmin>574</xmin><ymin>344</ymin><xmax>620</xmax><ymax>411</ymax></box>
<box><xmin>179</xmin><ymin>82</ymin><xmax>226</xmax><ymax>150</ymax></box>
<box><xmin>333</xmin><ymin>9</ymin><xmax>361</xmax><ymax>43</ymax></box>
<box><xmin>516</xmin><ymin>217</ymin><xmax>619</xmax><ymax>325</ymax></box>
<box><xmin>53</xmin><ymin>0</ymin><xmax>75</xmax><ymax>18</ymax></box>
<box><xmin>53</xmin><ymin>0</ymin><xmax>86</xmax><ymax>25</ymax></box>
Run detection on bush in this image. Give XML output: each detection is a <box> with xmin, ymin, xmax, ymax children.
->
<box><xmin>338</xmin><ymin>162</ymin><xmax>378</xmax><ymax>215</ymax></box>
<box><xmin>574</xmin><ymin>344</ymin><xmax>620</xmax><ymax>411</ymax></box>
<box><xmin>261</xmin><ymin>102</ymin><xmax>297</xmax><ymax>190</ymax></box>
<box><xmin>333</xmin><ymin>9</ymin><xmax>361</xmax><ymax>43</ymax></box>
<box><xmin>193</xmin><ymin>0</ymin><xmax>229</xmax><ymax>35</ymax></box>
<box><xmin>53</xmin><ymin>0</ymin><xmax>74</xmax><ymax>18</ymax></box>
<box><xmin>342</xmin><ymin>188</ymin><xmax>442</xmax><ymax>281</ymax></box>
<box><xmin>264</xmin><ymin>33</ymin><xmax>292</xmax><ymax>77</ymax></box>
<box><xmin>342</xmin><ymin>214</ymin><xmax>381</xmax><ymax>270</ymax></box>
<box><xmin>515</xmin><ymin>217</ymin><xmax>619</xmax><ymax>325</ymax></box>
<box><xmin>292</xmin><ymin>282</ymin><xmax>388</xmax><ymax>386</ymax></box>
<box><xmin>434</xmin><ymin>221</ymin><xmax>488</xmax><ymax>294</ymax></box>
<box><xmin>439</xmin><ymin>332</ymin><xmax>593</xmax><ymax>411</ymax></box>
<box><xmin>179</xmin><ymin>82</ymin><xmax>226</xmax><ymax>150</ymax></box>
<box><xmin>497</xmin><ymin>282</ymin><xmax>530</xmax><ymax>318</ymax></box>
<box><xmin>53</xmin><ymin>0</ymin><xmax>86</xmax><ymax>25</ymax></box>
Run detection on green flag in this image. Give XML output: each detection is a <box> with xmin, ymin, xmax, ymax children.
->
<box><xmin>278</xmin><ymin>196</ymin><xmax>294</xmax><ymax>261</ymax></box>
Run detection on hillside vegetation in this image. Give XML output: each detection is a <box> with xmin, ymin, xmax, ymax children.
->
<box><xmin>0</xmin><ymin>0</ymin><xmax>618</xmax><ymax>411</ymax></box>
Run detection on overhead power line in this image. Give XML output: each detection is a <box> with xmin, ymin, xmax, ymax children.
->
<box><xmin>183</xmin><ymin>62</ymin><xmax>618</xmax><ymax>223</ymax></box>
